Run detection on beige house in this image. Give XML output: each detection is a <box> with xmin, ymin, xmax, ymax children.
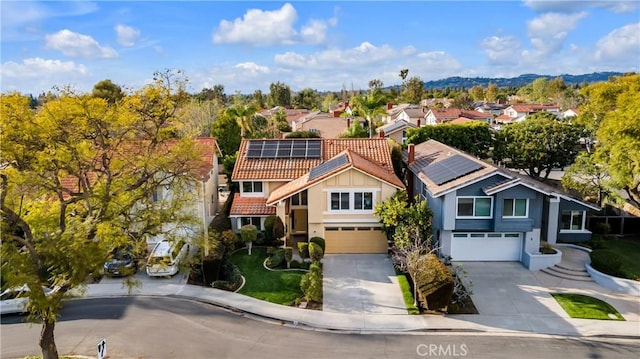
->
<box><xmin>376</xmin><ymin>120</ymin><xmax>417</xmax><ymax>145</ymax></box>
<box><xmin>230</xmin><ymin>138</ymin><xmax>404</xmax><ymax>253</ymax></box>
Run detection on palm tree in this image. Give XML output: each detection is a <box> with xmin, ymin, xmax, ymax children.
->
<box><xmin>349</xmin><ymin>88</ymin><xmax>389</xmax><ymax>137</ymax></box>
<box><xmin>224</xmin><ymin>100</ymin><xmax>259</xmax><ymax>138</ymax></box>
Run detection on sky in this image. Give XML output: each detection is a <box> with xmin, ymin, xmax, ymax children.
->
<box><xmin>1</xmin><ymin>1</ymin><xmax>639</xmax><ymax>96</ymax></box>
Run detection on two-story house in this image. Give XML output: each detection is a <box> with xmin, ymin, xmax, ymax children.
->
<box><xmin>496</xmin><ymin>104</ymin><xmax>562</xmax><ymax>124</ymax></box>
<box><xmin>424</xmin><ymin>108</ymin><xmax>494</xmax><ymax>125</ymax></box>
<box><xmin>376</xmin><ymin>119</ymin><xmax>417</xmax><ymax>145</ymax></box>
<box><xmin>145</xmin><ymin>137</ymin><xmax>222</xmax><ymax>250</ymax></box>
<box><xmin>404</xmin><ymin>140</ymin><xmax>599</xmax><ymax>268</ymax></box>
<box><xmin>230</xmin><ymin>138</ymin><xmax>404</xmax><ymax>253</ymax></box>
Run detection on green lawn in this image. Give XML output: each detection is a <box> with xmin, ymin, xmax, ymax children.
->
<box><xmin>591</xmin><ymin>239</ymin><xmax>640</xmax><ymax>280</ymax></box>
<box><xmin>229</xmin><ymin>247</ymin><xmax>305</xmax><ymax>305</ymax></box>
<box><xmin>396</xmin><ymin>272</ymin><xmax>420</xmax><ymax>314</ymax></box>
<box><xmin>551</xmin><ymin>293</ymin><xmax>625</xmax><ymax>320</ymax></box>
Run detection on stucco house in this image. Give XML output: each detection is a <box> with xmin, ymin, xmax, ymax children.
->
<box><xmin>145</xmin><ymin>137</ymin><xmax>222</xmax><ymax>249</ymax></box>
<box><xmin>498</xmin><ymin>104</ymin><xmax>562</xmax><ymax>124</ymax></box>
<box><xmin>404</xmin><ymin>140</ymin><xmax>599</xmax><ymax>268</ymax></box>
<box><xmin>230</xmin><ymin>138</ymin><xmax>404</xmax><ymax>253</ymax></box>
<box><xmin>376</xmin><ymin>119</ymin><xmax>417</xmax><ymax>145</ymax></box>
<box><xmin>424</xmin><ymin>108</ymin><xmax>494</xmax><ymax>125</ymax></box>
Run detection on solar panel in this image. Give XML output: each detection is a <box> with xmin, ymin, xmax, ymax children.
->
<box><xmin>421</xmin><ymin>155</ymin><xmax>484</xmax><ymax>185</ymax></box>
<box><xmin>245</xmin><ymin>140</ymin><xmax>322</xmax><ymax>159</ymax></box>
<box><xmin>309</xmin><ymin>154</ymin><xmax>349</xmax><ymax>180</ymax></box>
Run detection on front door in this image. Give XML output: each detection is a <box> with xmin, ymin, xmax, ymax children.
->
<box><xmin>291</xmin><ymin>209</ymin><xmax>308</xmax><ymax>234</ymax></box>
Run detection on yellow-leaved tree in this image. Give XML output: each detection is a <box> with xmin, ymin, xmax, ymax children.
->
<box><xmin>0</xmin><ymin>72</ymin><xmax>202</xmax><ymax>359</ymax></box>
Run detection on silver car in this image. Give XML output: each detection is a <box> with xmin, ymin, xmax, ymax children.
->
<box><xmin>0</xmin><ymin>285</ymin><xmax>57</xmax><ymax>315</ymax></box>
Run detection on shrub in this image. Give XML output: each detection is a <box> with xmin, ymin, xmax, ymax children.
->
<box><xmin>590</xmin><ymin>234</ymin><xmax>608</xmax><ymax>249</ymax></box>
<box><xmin>308</xmin><ymin>242</ymin><xmax>324</xmax><ymax>262</ymax></box>
<box><xmin>300</xmin><ymin>262</ymin><xmax>323</xmax><ymax>302</ymax></box>
<box><xmin>255</xmin><ymin>231</ymin><xmax>265</xmax><ymax>245</ymax></box>
<box><xmin>220</xmin><ymin>230</ymin><xmax>239</xmax><ymax>252</ymax></box>
<box><xmin>297</xmin><ymin>242</ymin><xmax>309</xmax><ymax>261</ymax></box>
<box><xmin>590</xmin><ymin>250</ymin><xmax>622</xmax><ymax>277</ymax></box>
<box><xmin>212</xmin><ymin>261</ymin><xmax>242</xmax><ymax>291</ymax></box>
<box><xmin>210</xmin><ymin>211</ymin><xmax>232</xmax><ymax>233</ymax></box>
<box><xmin>266</xmin><ymin>248</ymin><xmax>285</xmax><ymax>268</ymax></box>
<box><xmin>272</xmin><ymin>216</ymin><xmax>285</xmax><ymax>241</ymax></box>
<box><xmin>263</xmin><ymin>216</ymin><xmax>277</xmax><ymax>243</ymax></box>
<box><xmin>592</xmin><ymin>222</ymin><xmax>611</xmax><ymax>235</ymax></box>
<box><xmin>240</xmin><ymin>224</ymin><xmax>258</xmax><ymax>255</ymax></box>
<box><xmin>309</xmin><ymin>236</ymin><xmax>326</xmax><ymax>252</ymax></box>
<box><xmin>540</xmin><ymin>243</ymin><xmax>557</xmax><ymax>254</ymax></box>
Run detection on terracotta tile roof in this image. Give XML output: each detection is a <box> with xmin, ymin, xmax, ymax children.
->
<box><xmin>229</xmin><ymin>193</ymin><xmax>276</xmax><ymax>216</ymax></box>
<box><xmin>232</xmin><ymin>138</ymin><xmax>395</xmax><ymax>181</ymax></box>
<box><xmin>293</xmin><ymin>112</ymin><xmax>349</xmax><ymax>138</ymax></box>
<box><xmin>191</xmin><ymin>137</ymin><xmax>220</xmax><ymax>181</ymax></box>
<box><xmin>459</xmin><ymin>110</ymin><xmax>493</xmax><ymax>120</ymax></box>
<box><xmin>266</xmin><ymin>150</ymin><xmax>404</xmax><ymax>204</ymax></box>
<box><xmin>494</xmin><ymin>114</ymin><xmax>515</xmax><ymax>124</ymax></box>
<box><xmin>428</xmin><ymin>108</ymin><xmax>462</xmax><ymax>120</ymax></box>
<box><xmin>508</xmin><ymin>104</ymin><xmax>560</xmax><ymax>113</ymax></box>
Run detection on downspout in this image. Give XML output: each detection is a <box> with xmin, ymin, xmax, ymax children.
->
<box><xmin>202</xmin><ymin>179</ymin><xmax>209</xmax><ymax>257</ymax></box>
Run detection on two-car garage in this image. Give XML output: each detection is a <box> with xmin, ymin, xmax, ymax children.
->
<box><xmin>449</xmin><ymin>232</ymin><xmax>523</xmax><ymax>261</ymax></box>
<box><xmin>324</xmin><ymin>226</ymin><xmax>388</xmax><ymax>254</ymax></box>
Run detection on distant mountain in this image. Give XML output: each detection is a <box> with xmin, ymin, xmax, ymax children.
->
<box><xmin>421</xmin><ymin>72</ymin><xmax>624</xmax><ymax>89</ymax></box>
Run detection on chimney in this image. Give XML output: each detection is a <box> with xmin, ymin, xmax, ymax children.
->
<box><xmin>347</xmin><ymin>118</ymin><xmax>351</xmax><ymax>128</ymax></box>
<box><xmin>417</xmin><ymin>119</ymin><xmax>421</xmax><ymax>127</ymax></box>
<box><xmin>387</xmin><ymin>102</ymin><xmax>393</xmax><ymax>110</ymax></box>
<box><xmin>421</xmin><ymin>106</ymin><xmax>426</xmax><ymax>113</ymax></box>
<box><xmin>408</xmin><ymin>144</ymin><xmax>415</xmax><ymax>164</ymax></box>
<box><xmin>379</xmin><ymin>129</ymin><xmax>385</xmax><ymax>138</ymax></box>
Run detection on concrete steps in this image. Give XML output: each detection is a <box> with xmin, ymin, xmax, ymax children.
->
<box><xmin>541</xmin><ymin>264</ymin><xmax>594</xmax><ymax>282</ymax></box>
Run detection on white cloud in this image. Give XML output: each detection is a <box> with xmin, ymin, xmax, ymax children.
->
<box><xmin>526</xmin><ymin>12</ymin><xmax>587</xmax><ymax>57</ymax></box>
<box><xmin>594</xmin><ymin>23</ymin><xmax>640</xmax><ymax>61</ymax></box>
<box><xmin>213</xmin><ymin>3</ymin><xmax>298</xmax><ymax>45</ymax></box>
<box><xmin>524</xmin><ymin>1</ymin><xmax>639</xmax><ymax>13</ymax></box>
<box><xmin>212</xmin><ymin>3</ymin><xmax>337</xmax><ymax>46</ymax></box>
<box><xmin>0</xmin><ymin>57</ymin><xmax>90</xmax><ymax>93</ymax></box>
<box><xmin>45</xmin><ymin>29</ymin><xmax>118</xmax><ymax>58</ymax></box>
<box><xmin>301</xmin><ymin>19</ymin><xmax>329</xmax><ymax>44</ymax></box>
<box><xmin>115</xmin><ymin>24</ymin><xmax>140</xmax><ymax>47</ymax></box>
<box><xmin>480</xmin><ymin>36</ymin><xmax>522</xmax><ymax>65</ymax></box>
<box><xmin>234</xmin><ymin>62</ymin><xmax>270</xmax><ymax>75</ymax></box>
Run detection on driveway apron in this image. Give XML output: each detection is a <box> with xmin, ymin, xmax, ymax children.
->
<box><xmin>323</xmin><ymin>254</ymin><xmax>407</xmax><ymax>314</ymax></box>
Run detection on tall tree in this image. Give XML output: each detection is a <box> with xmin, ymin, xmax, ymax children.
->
<box><xmin>266</xmin><ymin>81</ymin><xmax>292</xmax><ymax>108</ymax></box>
<box><xmin>252</xmin><ymin>89</ymin><xmax>265</xmax><ymax>109</ymax></box>
<box><xmin>0</xmin><ymin>77</ymin><xmax>201</xmax><ymax>359</ymax></box>
<box><xmin>485</xmin><ymin>82</ymin><xmax>499</xmax><ymax>102</ymax></box>
<box><xmin>494</xmin><ymin>113</ymin><xmax>580</xmax><ymax>181</ymax></box>
<box><xmin>368</xmin><ymin>79</ymin><xmax>384</xmax><ymax>89</ymax></box>
<box><xmin>195</xmin><ymin>84</ymin><xmax>227</xmax><ymax>105</ymax></box>
<box><xmin>469</xmin><ymin>85</ymin><xmax>485</xmax><ymax>102</ymax></box>
<box><xmin>211</xmin><ymin>111</ymin><xmax>241</xmax><ymax>157</ymax></box>
<box><xmin>349</xmin><ymin>88</ymin><xmax>388</xmax><ymax>137</ymax></box>
<box><xmin>451</xmin><ymin>92</ymin><xmax>474</xmax><ymax>110</ymax></box>
<box><xmin>292</xmin><ymin>88</ymin><xmax>320</xmax><ymax>110</ymax></box>
<box><xmin>407</xmin><ymin>121</ymin><xmax>494</xmax><ymax>159</ymax></box>
<box><xmin>91</xmin><ymin>79</ymin><xmax>124</xmax><ymax>104</ymax></box>
<box><xmin>224</xmin><ymin>95</ymin><xmax>260</xmax><ymax>137</ymax></box>
<box><xmin>338</xmin><ymin>118</ymin><xmax>369</xmax><ymax>138</ymax></box>
<box><xmin>562</xmin><ymin>153</ymin><xmax>613</xmax><ymax>207</ymax></box>
<box><xmin>402</xmin><ymin>76</ymin><xmax>425</xmax><ymax>104</ymax></box>
<box><xmin>593</xmin><ymin>74</ymin><xmax>640</xmax><ymax>206</ymax></box>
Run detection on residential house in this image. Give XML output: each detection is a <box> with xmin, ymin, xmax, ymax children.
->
<box><xmin>376</xmin><ymin>119</ymin><xmax>417</xmax><ymax>145</ymax></box>
<box><xmin>424</xmin><ymin>108</ymin><xmax>494</xmax><ymax>125</ymax></box>
<box><xmin>382</xmin><ymin>103</ymin><xmax>413</xmax><ymax>124</ymax></box>
<box><xmin>291</xmin><ymin>112</ymin><xmax>351</xmax><ymax>138</ymax></box>
<box><xmin>260</xmin><ymin>107</ymin><xmax>313</xmax><ymax>126</ymax></box>
<box><xmin>562</xmin><ymin>108</ymin><xmax>580</xmax><ymax>119</ymax></box>
<box><xmin>496</xmin><ymin>104</ymin><xmax>562</xmax><ymax>124</ymax></box>
<box><xmin>404</xmin><ymin>140</ymin><xmax>599</xmax><ymax>269</ymax></box>
<box><xmin>395</xmin><ymin>106</ymin><xmax>428</xmax><ymax>127</ymax></box>
<box><xmin>145</xmin><ymin>137</ymin><xmax>222</xmax><ymax>250</ymax></box>
<box><xmin>231</xmin><ymin>138</ymin><xmax>404</xmax><ymax>253</ymax></box>
<box><xmin>474</xmin><ymin>103</ymin><xmax>509</xmax><ymax>117</ymax></box>
<box><xmin>329</xmin><ymin>102</ymin><xmax>352</xmax><ymax>118</ymax></box>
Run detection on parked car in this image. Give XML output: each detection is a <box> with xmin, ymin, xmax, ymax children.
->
<box><xmin>103</xmin><ymin>245</ymin><xmax>138</xmax><ymax>277</ymax></box>
<box><xmin>146</xmin><ymin>239</ymin><xmax>190</xmax><ymax>277</ymax></box>
<box><xmin>0</xmin><ymin>285</ymin><xmax>57</xmax><ymax>315</ymax></box>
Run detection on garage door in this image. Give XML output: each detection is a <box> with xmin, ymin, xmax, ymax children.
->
<box><xmin>450</xmin><ymin>233</ymin><xmax>522</xmax><ymax>261</ymax></box>
<box><xmin>324</xmin><ymin>227</ymin><xmax>388</xmax><ymax>254</ymax></box>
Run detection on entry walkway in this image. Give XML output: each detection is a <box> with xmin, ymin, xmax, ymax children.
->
<box><xmin>322</xmin><ymin>254</ymin><xmax>407</xmax><ymax>315</ymax></box>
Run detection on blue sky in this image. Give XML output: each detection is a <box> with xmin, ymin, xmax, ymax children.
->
<box><xmin>1</xmin><ymin>1</ymin><xmax>639</xmax><ymax>95</ymax></box>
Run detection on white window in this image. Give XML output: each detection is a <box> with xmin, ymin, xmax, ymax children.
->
<box><xmin>242</xmin><ymin>181</ymin><xmax>263</xmax><ymax>193</ymax></box>
<box><xmin>240</xmin><ymin>217</ymin><xmax>262</xmax><ymax>230</ymax></box>
<box><xmin>330</xmin><ymin>192</ymin><xmax>350</xmax><ymax>211</ymax></box>
<box><xmin>328</xmin><ymin>191</ymin><xmax>375</xmax><ymax>212</ymax></box>
<box><xmin>503</xmin><ymin>198</ymin><xmax>528</xmax><ymax>218</ymax></box>
<box><xmin>456</xmin><ymin>197</ymin><xmax>493</xmax><ymax>218</ymax></box>
<box><xmin>561</xmin><ymin>210</ymin><xmax>586</xmax><ymax>231</ymax></box>
<box><xmin>401</xmin><ymin>130</ymin><xmax>407</xmax><ymax>145</ymax></box>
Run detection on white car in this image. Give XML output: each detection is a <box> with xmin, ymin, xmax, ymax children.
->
<box><xmin>0</xmin><ymin>285</ymin><xmax>56</xmax><ymax>315</ymax></box>
<box><xmin>146</xmin><ymin>239</ymin><xmax>190</xmax><ymax>277</ymax></box>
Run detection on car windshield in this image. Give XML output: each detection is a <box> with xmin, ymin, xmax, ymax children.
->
<box><xmin>148</xmin><ymin>256</ymin><xmax>171</xmax><ymax>266</ymax></box>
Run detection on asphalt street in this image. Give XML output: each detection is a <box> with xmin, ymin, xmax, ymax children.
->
<box><xmin>2</xmin><ymin>297</ymin><xmax>639</xmax><ymax>359</ymax></box>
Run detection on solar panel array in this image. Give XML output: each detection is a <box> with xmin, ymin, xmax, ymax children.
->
<box><xmin>246</xmin><ymin>140</ymin><xmax>322</xmax><ymax>159</ymax></box>
<box><xmin>309</xmin><ymin>154</ymin><xmax>349</xmax><ymax>180</ymax></box>
<box><xmin>421</xmin><ymin>154</ymin><xmax>484</xmax><ymax>185</ymax></box>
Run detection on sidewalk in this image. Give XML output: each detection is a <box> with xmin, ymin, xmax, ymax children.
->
<box><xmin>82</xmin><ymin>277</ymin><xmax>640</xmax><ymax>338</ymax></box>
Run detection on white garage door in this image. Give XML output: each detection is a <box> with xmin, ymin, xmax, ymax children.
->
<box><xmin>450</xmin><ymin>233</ymin><xmax>522</xmax><ymax>261</ymax></box>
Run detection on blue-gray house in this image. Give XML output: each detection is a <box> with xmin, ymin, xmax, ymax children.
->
<box><xmin>404</xmin><ymin>140</ymin><xmax>599</xmax><ymax>268</ymax></box>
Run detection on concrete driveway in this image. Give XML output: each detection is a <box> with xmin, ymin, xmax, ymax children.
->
<box><xmin>322</xmin><ymin>254</ymin><xmax>407</xmax><ymax>315</ymax></box>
